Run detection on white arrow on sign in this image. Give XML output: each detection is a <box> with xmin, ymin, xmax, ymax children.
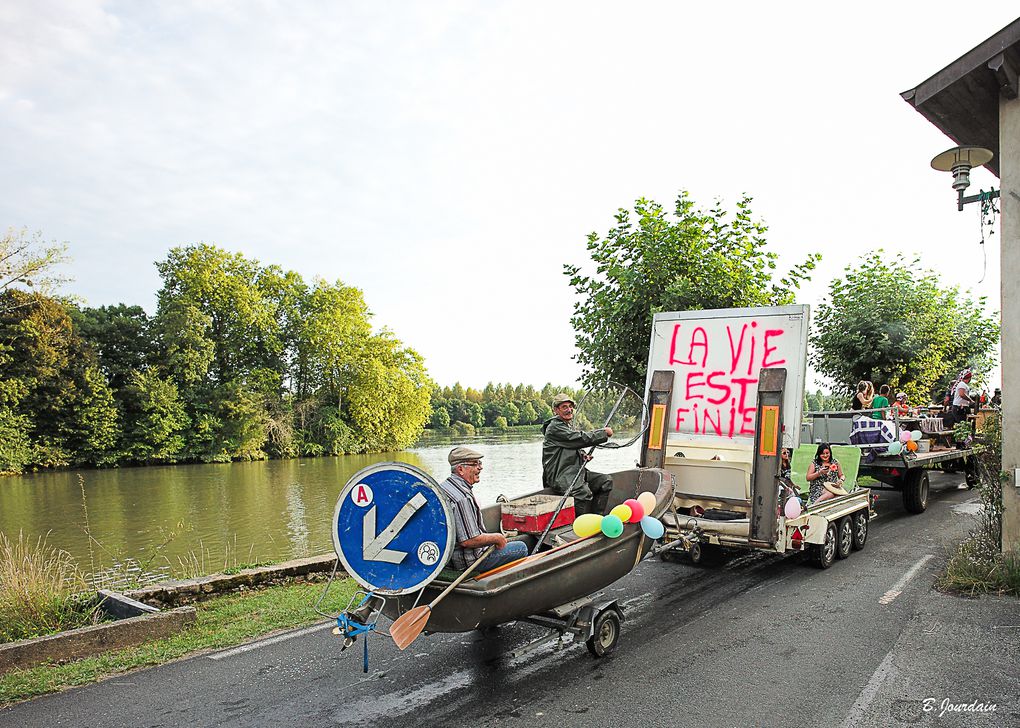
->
<box><xmin>362</xmin><ymin>492</ymin><xmax>428</xmax><ymax>564</ymax></box>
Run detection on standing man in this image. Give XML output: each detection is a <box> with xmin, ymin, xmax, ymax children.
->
<box><xmin>439</xmin><ymin>446</ymin><xmax>528</xmax><ymax>572</ymax></box>
<box><xmin>542</xmin><ymin>393</ymin><xmax>614</xmax><ymax>515</ymax></box>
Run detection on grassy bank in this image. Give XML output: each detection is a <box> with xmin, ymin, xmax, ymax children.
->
<box><xmin>0</xmin><ymin>575</ymin><xmax>359</xmax><ymax>706</ymax></box>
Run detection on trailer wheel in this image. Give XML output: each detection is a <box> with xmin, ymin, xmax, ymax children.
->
<box><xmin>688</xmin><ymin>541</ymin><xmax>725</xmax><ymax>567</ymax></box>
<box><xmin>902</xmin><ymin>470</ymin><xmax>930</xmax><ymax>514</ymax></box>
<box><xmin>586</xmin><ymin>608</ymin><xmax>621</xmax><ymax>658</ymax></box>
<box><xmin>835</xmin><ymin>517</ymin><xmax>853</xmax><ymax>560</ymax></box>
<box><xmin>965</xmin><ymin>459</ymin><xmax>979</xmax><ymax>489</ymax></box>
<box><xmin>813</xmin><ymin>523</ymin><xmax>837</xmax><ymax>569</ymax></box>
<box><xmin>851</xmin><ymin>510</ymin><xmax>868</xmax><ymax>551</ymax></box>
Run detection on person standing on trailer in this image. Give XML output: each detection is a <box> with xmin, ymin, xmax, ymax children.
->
<box><xmin>542</xmin><ymin>393</ymin><xmax>614</xmax><ymax>516</ymax></box>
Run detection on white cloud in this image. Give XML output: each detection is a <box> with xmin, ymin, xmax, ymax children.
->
<box><xmin>0</xmin><ymin>1</ymin><xmax>1013</xmax><ymax>387</ymax></box>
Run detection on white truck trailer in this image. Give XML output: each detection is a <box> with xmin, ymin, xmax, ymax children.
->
<box><xmin>640</xmin><ymin>305</ymin><xmax>873</xmax><ymax>568</ymax></box>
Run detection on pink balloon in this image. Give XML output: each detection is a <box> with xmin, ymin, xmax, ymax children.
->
<box><xmin>623</xmin><ymin>498</ymin><xmax>645</xmax><ymax>523</ymax></box>
<box><xmin>899</xmin><ymin>430</ymin><xmax>911</xmax><ymax>443</ymax></box>
<box><xmin>784</xmin><ymin>497</ymin><xmax>802</xmax><ymax>519</ymax></box>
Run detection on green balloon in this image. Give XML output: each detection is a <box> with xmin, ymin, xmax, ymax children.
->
<box><xmin>601</xmin><ymin>514</ymin><xmax>624</xmax><ymax>538</ymax></box>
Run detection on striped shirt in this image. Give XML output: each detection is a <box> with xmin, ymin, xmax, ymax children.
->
<box><xmin>439</xmin><ymin>474</ymin><xmax>487</xmax><ymax>570</ymax></box>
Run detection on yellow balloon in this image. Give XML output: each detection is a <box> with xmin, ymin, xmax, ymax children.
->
<box><xmin>610</xmin><ymin>504</ymin><xmax>632</xmax><ymax>523</ymax></box>
<box><xmin>636</xmin><ymin>491</ymin><xmax>657</xmax><ymax>515</ymax></box>
<box><xmin>572</xmin><ymin>513</ymin><xmax>604</xmax><ymax>538</ymax></box>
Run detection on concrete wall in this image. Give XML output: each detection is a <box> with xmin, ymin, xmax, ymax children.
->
<box><xmin>1001</xmin><ymin>94</ymin><xmax>1020</xmax><ymax>551</ymax></box>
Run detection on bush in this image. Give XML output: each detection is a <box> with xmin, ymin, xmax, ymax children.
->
<box><xmin>0</xmin><ymin>532</ymin><xmax>98</xmax><ymax>643</ymax></box>
<box><xmin>938</xmin><ymin>414</ymin><xmax>1020</xmax><ymax>596</ymax></box>
<box><xmin>451</xmin><ymin>420</ymin><xmax>475</xmax><ymax>437</ymax></box>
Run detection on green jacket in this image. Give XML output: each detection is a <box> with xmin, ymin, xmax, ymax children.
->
<box><xmin>541</xmin><ymin>416</ymin><xmax>609</xmax><ymax>496</ymax></box>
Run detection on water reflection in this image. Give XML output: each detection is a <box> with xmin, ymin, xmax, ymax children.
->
<box><xmin>0</xmin><ymin>434</ymin><xmax>640</xmax><ymax>573</ymax></box>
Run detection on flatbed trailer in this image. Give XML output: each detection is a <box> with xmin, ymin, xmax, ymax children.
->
<box><xmin>804</xmin><ymin>409</ymin><xmax>980</xmax><ymax>514</ymax></box>
<box><xmin>857</xmin><ymin>448</ymin><xmax>979</xmax><ymax>513</ymax></box>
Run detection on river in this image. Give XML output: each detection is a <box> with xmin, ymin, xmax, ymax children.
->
<box><xmin>0</xmin><ymin>433</ymin><xmax>641</xmax><ymax>579</ymax></box>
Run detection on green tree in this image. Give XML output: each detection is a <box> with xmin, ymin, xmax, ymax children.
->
<box><xmin>0</xmin><ymin>290</ymin><xmax>119</xmax><ymax>467</ymax></box>
<box><xmin>72</xmin><ymin>304</ymin><xmax>154</xmax><ymax>392</ymax></box>
<box><xmin>518</xmin><ymin>401</ymin><xmax>538</xmax><ymax>425</ymax></box>
<box><xmin>0</xmin><ymin>228</ymin><xmax>69</xmax><ymax>309</ymax></box>
<box><xmin>566</xmin><ymin>193</ymin><xmax>818</xmax><ymax>392</ymax></box>
<box><xmin>120</xmin><ymin>369</ymin><xmax>189</xmax><ymax>463</ymax></box>
<box><xmin>810</xmin><ymin>253</ymin><xmax>999</xmax><ymax>404</ymax></box>
<box><xmin>430</xmin><ymin>405</ymin><xmax>451</xmax><ymax>429</ymax></box>
<box><xmin>344</xmin><ymin>334</ymin><xmax>433</xmax><ymax>450</ymax></box>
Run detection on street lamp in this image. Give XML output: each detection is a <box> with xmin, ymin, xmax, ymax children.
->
<box><xmin>930</xmin><ymin>145</ymin><xmax>999</xmax><ymax>211</ymax></box>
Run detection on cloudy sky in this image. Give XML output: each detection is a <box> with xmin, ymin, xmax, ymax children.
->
<box><xmin>2</xmin><ymin>2</ymin><xmax>1014</xmax><ymax>388</ymax></box>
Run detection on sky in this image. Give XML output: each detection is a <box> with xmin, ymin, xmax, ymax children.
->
<box><xmin>1</xmin><ymin>1</ymin><xmax>1015</xmax><ymax>390</ymax></box>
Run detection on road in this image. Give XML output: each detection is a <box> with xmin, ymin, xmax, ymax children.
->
<box><xmin>3</xmin><ymin>473</ymin><xmax>1018</xmax><ymax>728</ymax></box>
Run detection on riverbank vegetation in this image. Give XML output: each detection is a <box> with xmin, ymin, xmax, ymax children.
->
<box><xmin>1</xmin><ymin>239</ymin><xmax>431</xmax><ymax>474</ymax></box>
<box><xmin>0</xmin><ymin>532</ymin><xmax>101</xmax><ymax>643</ymax></box>
<box><xmin>0</xmin><ymin>575</ymin><xmax>358</xmax><ymax>706</ymax></box>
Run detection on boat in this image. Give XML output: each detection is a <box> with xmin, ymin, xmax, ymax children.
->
<box><xmin>378</xmin><ymin>466</ymin><xmax>674</xmax><ymax>632</ymax></box>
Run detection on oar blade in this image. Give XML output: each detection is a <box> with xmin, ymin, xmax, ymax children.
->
<box><xmin>390</xmin><ymin>606</ymin><xmax>431</xmax><ymax>650</ymax></box>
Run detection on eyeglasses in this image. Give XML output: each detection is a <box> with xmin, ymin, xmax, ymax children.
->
<box><xmin>556</xmin><ymin>403</ymin><xmax>575</xmax><ymax>410</ymax></box>
<box><xmin>460</xmin><ymin>461</ymin><xmax>482</xmax><ymax>469</ymax></box>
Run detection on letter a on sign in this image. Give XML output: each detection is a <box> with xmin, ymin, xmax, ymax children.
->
<box><xmin>351</xmin><ymin>483</ymin><xmax>374</xmax><ymax>506</ymax></box>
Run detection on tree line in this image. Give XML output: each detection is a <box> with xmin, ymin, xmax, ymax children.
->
<box><xmin>427</xmin><ymin>383</ymin><xmax>589</xmax><ymax>436</ymax></box>
<box><xmin>1</xmin><ymin>238</ymin><xmax>431</xmax><ymax>473</ymax></box>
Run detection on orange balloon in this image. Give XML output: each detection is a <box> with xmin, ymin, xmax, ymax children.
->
<box><xmin>905</xmin><ymin>439</ymin><xmax>918</xmax><ymax>452</ymax></box>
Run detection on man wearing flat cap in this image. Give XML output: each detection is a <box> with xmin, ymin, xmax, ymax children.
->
<box><xmin>542</xmin><ymin>393</ymin><xmax>614</xmax><ymax>515</ymax></box>
<box><xmin>438</xmin><ymin>446</ymin><xmax>528</xmax><ymax>572</ymax></box>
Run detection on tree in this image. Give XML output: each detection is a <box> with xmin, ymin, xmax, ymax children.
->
<box><xmin>72</xmin><ymin>304</ymin><xmax>154</xmax><ymax>392</ymax></box>
<box><xmin>0</xmin><ymin>228</ymin><xmax>70</xmax><ymax>309</ymax></box>
<box><xmin>566</xmin><ymin>193</ymin><xmax>819</xmax><ymax>392</ymax></box>
<box><xmin>810</xmin><ymin>253</ymin><xmax>999</xmax><ymax>404</ymax></box>
<box><xmin>0</xmin><ymin>290</ymin><xmax>119</xmax><ymax>467</ymax></box>
<box><xmin>119</xmin><ymin>369</ymin><xmax>189</xmax><ymax>463</ymax></box>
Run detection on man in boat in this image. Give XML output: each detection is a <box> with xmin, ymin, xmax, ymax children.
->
<box><xmin>439</xmin><ymin>446</ymin><xmax>529</xmax><ymax>572</ymax></box>
<box><xmin>542</xmin><ymin>393</ymin><xmax>614</xmax><ymax>516</ymax></box>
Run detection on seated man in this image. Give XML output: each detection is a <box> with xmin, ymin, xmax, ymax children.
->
<box><xmin>541</xmin><ymin>393</ymin><xmax>614</xmax><ymax>515</ymax></box>
<box><xmin>439</xmin><ymin>446</ymin><xmax>528</xmax><ymax>572</ymax></box>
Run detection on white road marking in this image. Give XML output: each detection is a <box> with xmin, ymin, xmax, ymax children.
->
<box><xmin>207</xmin><ymin>621</ymin><xmax>334</xmax><ymax>660</ymax></box>
<box><xmin>878</xmin><ymin>554</ymin><xmax>933</xmax><ymax>605</ymax></box>
<box><xmin>841</xmin><ymin>648</ymin><xmax>897</xmax><ymax>728</ymax></box>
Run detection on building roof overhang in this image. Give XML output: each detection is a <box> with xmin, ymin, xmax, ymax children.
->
<box><xmin>901</xmin><ymin>18</ymin><xmax>1020</xmax><ymax>178</ymax></box>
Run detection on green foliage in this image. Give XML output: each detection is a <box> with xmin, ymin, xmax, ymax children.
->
<box><xmin>494</xmin><ymin>416</ymin><xmax>509</xmax><ymax>430</ymax></box>
<box><xmin>0</xmin><ymin>290</ymin><xmax>119</xmax><ymax>468</ymax></box>
<box><xmin>566</xmin><ymin>193</ymin><xmax>818</xmax><ymax>391</ymax></box>
<box><xmin>810</xmin><ymin>253</ymin><xmax>999</xmax><ymax>404</ymax></box>
<box><xmin>0</xmin><ymin>228</ymin><xmax>70</xmax><ymax>306</ymax></box>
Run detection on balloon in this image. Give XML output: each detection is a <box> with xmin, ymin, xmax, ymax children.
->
<box><xmin>906</xmin><ymin>439</ymin><xmax>918</xmax><ymax>452</ymax></box>
<box><xmin>887</xmin><ymin>441</ymin><xmax>903</xmax><ymax>455</ymax></box>
<box><xmin>784</xmin><ymin>496</ymin><xmax>802</xmax><ymax>519</ymax></box>
<box><xmin>572</xmin><ymin>513</ymin><xmax>603</xmax><ymax>538</ymax></box>
<box><xmin>910</xmin><ymin>430</ymin><xmax>922</xmax><ymax>441</ymax></box>
<box><xmin>610</xmin><ymin>504</ymin><xmax>632</xmax><ymax>523</ymax></box>
<box><xmin>639</xmin><ymin>516</ymin><xmax>665</xmax><ymax>539</ymax></box>
<box><xmin>601</xmin><ymin>514</ymin><xmax>624</xmax><ymax>538</ymax></box>
<box><xmin>899</xmin><ymin>430</ymin><xmax>911</xmax><ymax>443</ymax></box>
<box><xmin>623</xmin><ymin>498</ymin><xmax>645</xmax><ymax>523</ymax></box>
<box><xmin>636</xmin><ymin>491</ymin><xmax>657</xmax><ymax>515</ymax></box>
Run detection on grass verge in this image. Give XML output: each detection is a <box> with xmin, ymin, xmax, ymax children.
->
<box><xmin>0</xmin><ymin>576</ymin><xmax>359</xmax><ymax>706</ymax></box>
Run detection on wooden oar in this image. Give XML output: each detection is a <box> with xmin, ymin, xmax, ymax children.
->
<box><xmin>390</xmin><ymin>545</ymin><xmax>496</xmax><ymax>650</ymax></box>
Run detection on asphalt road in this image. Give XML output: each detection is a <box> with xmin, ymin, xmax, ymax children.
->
<box><xmin>3</xmin><ymin>473</ymin><xmax>1018</xmax><ymax>728</ymax></box>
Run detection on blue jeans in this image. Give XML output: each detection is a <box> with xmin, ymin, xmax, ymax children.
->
<box><xmin>476</xmin><ymin>540</ymin><xmax>528</xmax><ymax>571</ymax></box>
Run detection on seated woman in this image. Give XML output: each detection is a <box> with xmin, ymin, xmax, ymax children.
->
<box><xmin>806</xmin><ymin>442</ymin><xmax>847</xmax><ymax>505</ymax></box>
<box><xmin>893</xmin><ymin>392</ymin><xmax>911</xmax><ymax>417</ymax></box>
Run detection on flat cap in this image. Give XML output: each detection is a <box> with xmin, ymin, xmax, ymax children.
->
<box><xmin>551</xmin><ymin>392</ymin><xmax>575</xmax><ymax>407</ymax></box>
<box><xmin>448</xmin><ymin>446</ymin><xmax>484</xmax><ymax>465</ymax></box>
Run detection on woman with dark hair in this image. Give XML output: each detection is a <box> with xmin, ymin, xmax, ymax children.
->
<box><xmin>806</xmin><ymin>442</ymin><xmax>847</xmax><ymax>504</ymax></box>
<box><xmin>851</xmin><ymin>381</ymin><xmax>874</xmax><ymax>412</ymax></box>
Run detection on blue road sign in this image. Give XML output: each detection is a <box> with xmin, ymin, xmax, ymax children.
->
<box><xmin>332</xmin><ymin>463</ymin><xmax>454</xmax><ymax>595</ymax></box>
